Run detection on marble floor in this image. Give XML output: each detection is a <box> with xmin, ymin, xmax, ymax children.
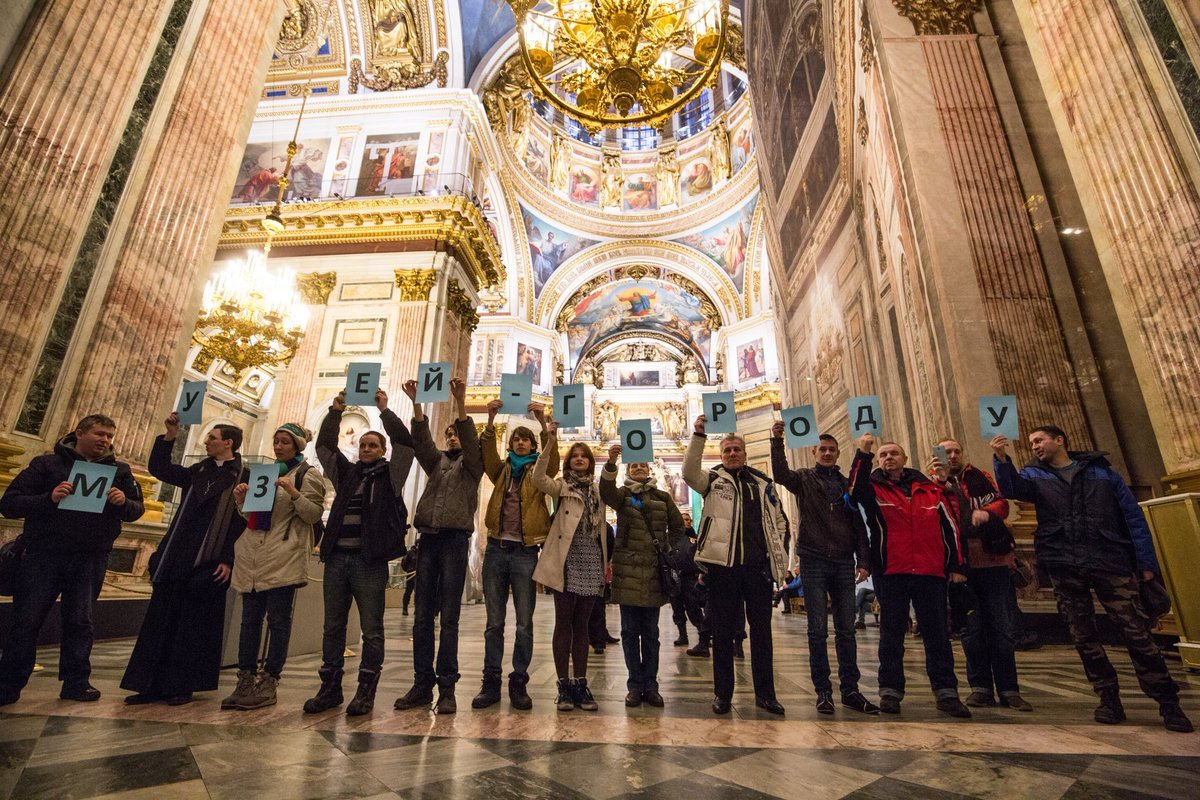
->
<box><xmin>0</xmin><ymin>602</ymin><xmax>1196</xmax><ymax>799</ymax></box>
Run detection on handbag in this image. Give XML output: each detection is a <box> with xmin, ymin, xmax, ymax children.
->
<box><xmin>633</xmin><ymin>492</ymin><xmax>682</xmax><ymax>600</ymax></box>
<box><xmin>400</xmin><ymin>538</ymin><xmax>419</xmax><ymax>573</ymax></box>
<box><xmin>0</xmin><ymin>535</ymin><xmax>27</xmax><ymax>597</ymax></box>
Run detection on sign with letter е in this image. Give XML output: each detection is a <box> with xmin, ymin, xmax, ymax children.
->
<box><xmin>345</xmin><ymin>363</ymin><xmax>382</xmax><ymax>405</ymax></box>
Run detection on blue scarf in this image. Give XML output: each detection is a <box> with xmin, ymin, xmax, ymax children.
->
<box><xmin>507</xmin><ymin>451</ymin><xmax>538</xmax><ymax>479</ymax></box>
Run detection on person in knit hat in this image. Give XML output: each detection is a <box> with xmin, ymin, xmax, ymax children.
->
<box><xmin>222</xmin><ymin>423</ymin><xmax>327</xmax><ymax>710</ymax></box>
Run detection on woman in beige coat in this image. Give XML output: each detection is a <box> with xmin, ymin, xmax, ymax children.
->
<box><xmin>531</xmin><ymin>421</ymin><xmax>608</xmax><ymax>712</ymax></box>
<box><xmin>223</xmin><ymin>423</ymin><xmax>326</xmax><ymax>710</ymax></box>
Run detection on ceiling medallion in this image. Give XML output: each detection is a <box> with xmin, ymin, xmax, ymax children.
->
<box><xmin>507</xmin><ymin>0</ymin><xmax>729</xmax><ymax>134</ymax></box>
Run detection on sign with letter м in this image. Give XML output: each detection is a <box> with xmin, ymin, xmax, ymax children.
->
<box><xmin>176</xmin><ymin>380</ymin><xmax>208</xmax><ymax>425</ymax></box>
<box><xmin>242</xmin><ymin>463</ymin><xmax>279</xmax><ymax>513</ymax></box>
<box><xmin>59</xmin><ymin>462</ymin><xmax>118</xmax><ymax>514</ymax></box>
<box><xmin>619</xmin><ymin>419</ymin><xmax>655</xmax><ymax>462</ymax></box>
<box><xmin>554</xmin><ymin>384</ymin><xmax>585</xmax><ymax>428</ymax></box>
<box><xmin>847</xmin><ymin>395</ymin><xmax>882</xmax><ymax>437</ymax></box>
<box><xmin>781</xmin><ymin>405</ymin><xmax>820</xmax><ymax>448</ymax></box>
<box><xmin>346</xmin><ymin>363</ymin><xmax>382</xmax><ymax>405</ymax></box>
<box><xmin>979</xmin><ymin>395</ymin><xmax>1019</xmax><ymax>440</ymax></box>
<box><xmin>415</xmin><ymin>362</ymin><xmax>452</xmax><ymax>404</ymax></box>
<box><xmin>500</xmin><ymin>372</ymin><xmax>534</xmax><ymax>415</ymax></box>
<box><xmin>702</xmin><ymin>391</ymin><xmax>737</xmax><ymax>434</ymax></box>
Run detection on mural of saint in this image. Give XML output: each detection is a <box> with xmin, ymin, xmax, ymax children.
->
<box><xmin>737</xmin><ymin>339</ymin><xmax>765</xmax><ymax>382</ymax></box>
<box><xmin>672</xmin><ymin>194</ymin><xmax>758</xmax><ymax>293</ymax></box>
<box><xmin>515</xmin><ymin>342</ymin><xmax>543</xmax><ymax>384</ymax></box>
<box><xmin>567</xmin><ymin>280</ymin><xmax>712</xmax><ymax>362</ymax></box>
<box><xmin>568</xmin><ymin>165</ymin><xmax>600</xmax><ymax>206</ymax></box>
<box><xmin>357</xmin><ymin>133</ymin><xmax>419</xmax><ymax>196</ymax></box>
<box><xmin>372</xmin><ymin>0</ymin><xmax>423</xmax><ymax>61</ymax></box>
<box><xmin>681</xmin><ymin>159</ymin><xmax>713</xmax><ymax>201</ymax></box>
<box><xmin>622</xmin><ymin>173</ymin><xmax>657</xmax><ymax>211</ymax></box>
<box><xmin>523</xmin><ymin>209</ymin><xmax>599</xmax><ymax>295</ymax></box>
<box><xmin>232</xmin><ymin>140</ymin><xmax>327</xmax><ymax>203</ymax></box>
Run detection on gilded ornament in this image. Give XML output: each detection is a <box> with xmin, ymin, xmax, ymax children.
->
<box><xmin>859</xmin><ymin>2</ymin><xmax>876</xmax><ymax>72</ymax></box>
<box><xmin>709</xmin><ymin>118</ymin><xmax>731</xmax><ymax>182</ymax></box>
<box><xmin>349</xmin><ymin>51</ymin><xmax>448</xmax><ymax>93</ymax></box>
<box><xmin>297</xmin><ymin>271</ymin><xmax>337</xmax><ymax>304</ymax></box>
<box><xmin>550</xmin><ymin>131</ymin><xmax>571</xmax><ymax>193</ymax></box>
<box><xmin>857</xmin><ymin>98</ymin><xmax>869</xmax><ymax>146</ymax></box>
<box><xmin>483</xmin><ymin>53</ymin><xmax>533</xmax><ymax>135</ymax></box>
<box><xmin>395</xmin><ymin>268</ymin><xmax>436</xmax><ymax>301</ymax></box>
<box><xmin>724</xmin><ymin>20</ymin><xmax>747</xmax><ymax>70</ymax></box>
<box><xmin>891</xmin><ymin>0</ymin><xmax>981</xmax><ymax>36</ymax></box>
<box><xmin>370</xmin><ymin>0</ymin><xmax>424</xmax><ymax>62</ymax></box>
<box><xmin>657</xmin><ymin>146</ymin><xmax>680</xmax><ymax>207</ymax></box>
<box><xmin>446</xmin><ymin>279</ymin><xmax>480</xmax><ymax>332</ymax></box>
<box><xmin>601</xmin><ymin>151</ymin><xmax>624</xmax><ymax>209</ymax></box>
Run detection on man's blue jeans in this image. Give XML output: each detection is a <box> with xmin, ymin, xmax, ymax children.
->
<box><xmin>321</xmin><ymin>550</ymin><xmax>389</xmax><ymax>672</ymax></box>
<box><xmin>481</xmin><ymin>539</ymin><xmax>538</xmax><ymax>679</ymax></box>
<box><xmin>412</xmin><ymin>530</ymin><xmax>471</xmax><ymax>687</ymax></box>
<box><xmin>961</xmin><ymin>565</ymin><xmax>1021</xmax><ymax>698</ymax></box>
<box><xmin>799</xmin><ymin>555</ymin><xmax>862</xmax><ymax>695</ymax></box>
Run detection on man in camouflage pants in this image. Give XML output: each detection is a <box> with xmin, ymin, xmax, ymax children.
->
<box><xmin>993</xmin><ymin>426</ymin><xmax>1192</xmax><ymax>733</ymax></box>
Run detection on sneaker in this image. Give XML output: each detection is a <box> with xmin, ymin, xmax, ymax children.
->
<box><xmin>815</xmin><ymin>690</ymin><xmax>835</xmax><ymax>715</ymax></box>
<box><xmin>1000</xmin><ymin>694</ymin><xmax>1033</xmax><ymax>712</ymax></box>
<box><xmin>556</xmin><ymin>679</ymin><xmax>575</xmax><ymax>711</ymax></box>
<box><xmin>879</xmin><ymin>696</ymin><xmax>901</xmax><ymax>714</ymax></box>
<box><xmin>936</xmin><ymin>697</ymin><xmax>972</xmax><ymax>718</ymax></box>
<box><xmin>965</xmin><ymin>691</ymin><xmax>996</xmax><ymax>708</ymax></box>
<box><xmin>239</xmin><ymin>674</ymin><xmax>278</xmax><ymax>710</ymax></box>
<box><xmin>394</xmin><ymin>684</ymin><xmax>435</xmax><ymax>711</ymax></box>
<box><xmin>221</xmin><ymin>670</ymin><xmax>258</xmax><ymax>710</ymax></box>
<box><xmin>1094</xmin><ymin>687</ymin><xmax>1125</xmax><ymax>725</ymax></box>
<box><xmin>841</xmin><ymin>691</ymin><xmax>880</xmax><ymax>715</ymax></box>
<box><xmin>1159</xmin><ymin>702</ymin><xmax>1194</xmax><ymax>733</ymax></box>
<box><xmin>59</xmin><ymin>682</ymin><xmax>101</xmax><ymax>702</ymax></box>
<box><xmin>575</xmin><ymin>678</ymin><xmax>598</xmax><ymax>711</ymax></box>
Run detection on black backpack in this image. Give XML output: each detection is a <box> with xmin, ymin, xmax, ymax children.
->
<box><xmin>293</xmin><ymin>463</ymin><xmax>327</xmax><ymax>546</ymax></box>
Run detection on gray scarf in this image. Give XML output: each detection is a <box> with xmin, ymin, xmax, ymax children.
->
<box><xmin>624</xmin><ymin>476</ymin><xmax>657</xmax><ymax>494</ymax></box>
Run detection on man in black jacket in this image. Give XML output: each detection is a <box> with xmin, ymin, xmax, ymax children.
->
<box><xmin>121</xmin><ymin>415</ymin><xmax>244</xmax><ymax>706</ymax></box>
<box><xmin>304</xmin><ymin>388</ymin><xmax>414</xmax><ymax>717</ymax></box>
<box><xmin>0</xmin><ymin>415</ymin><xmax>144</xmax><ymax>706</ymax></box>
<box><xmin>770</xmin><ymin>424</ymin><xmax>878</xmax><ymax>715</ymax></box>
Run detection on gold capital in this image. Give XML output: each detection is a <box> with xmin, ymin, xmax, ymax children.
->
<box><xmin>446</xmin><ymin>278</ymin><xmax>480</xmax><ymax>333</ymax></box>
<box><xmin>395</xmin><ymin>268</ymin><xmax>437</xmax><ymax>301</ymax></box>
<box><xmin>297</xmin><ymin>271</ymin><xmax>337</xmax><ymax>305</ymax></box>
<box><xmin>892</xmin><ymin>0</ymin><xmax>981</xmax><ymax>36</ymax></box>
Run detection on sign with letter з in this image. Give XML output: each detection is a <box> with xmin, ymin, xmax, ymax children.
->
<box><xmin>242</xmin><ymin>463</ymin><xmax>279</xmax><ymax>513</ymax></box>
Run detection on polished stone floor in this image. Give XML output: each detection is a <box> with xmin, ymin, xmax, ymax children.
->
<box><xmin>1</xmin><ymin>602</ymin><xmax>1197</xmax><ymax>799</ymax></box>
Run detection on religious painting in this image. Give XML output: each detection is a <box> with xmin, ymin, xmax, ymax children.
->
<box><xmin>515</xmin><ymin>341</ymin><xmax>543</xmax><ymax>384</ymax></box>
<box><xmin>672</xmin><ymin>193</ymin><xmax>758</xmax><ymax>293</ymax></box>
<box><xmin>369</xmin><ymin>0</ymin><xmax>424</xmax><ymax>62</ymax></box>
<box><xmin>566</xmin><ymin>279</ymin><xmax>713</xmax><ymax>362</ymax></box>
<box><xmin>680</xmin><ymin>156</ymin><xmax>714</xmax><ymax>202</ymax></box>
<box><xmin>327</xmin><ymin>134</ymin><xmax>356</xmax><ymax>197</ymax></box>
<box><xmin>524</xmin><ymin>134</ymin><xmax>549</xmax><ymax>184</ymax></box>
<box><xmin>736</xmin><ymin>338</ymin><xmax>766</xmax><ymax>382</ymax></box>
<box><xmin>730</xmin><ymin>116</ymin><xmax>754</xmax><ymax>174</ymax></box>
<box><xmin>622</xmin><ymin>172</ymin><xmax>658</xmax><ymax>211</ymax></box>
<box><xmin>421</xmin><ymin>130</ymin><xmax>446</xmax><ymax>193</ymax></box>
<box><xmin>619</xmin><ymin>369</ymin><xmax>661</xmax><ymax>387</ymax></box>
<box><xmin>568</xmin><ymin>163</ymin><xmax>601</xmax><ymax>206</ymax></box>
<box><xmin>356</xmin><ymin>132</ymin><xmax>419</xmax><ymax>196</ymax></box>
<box><xmin>523</xmin><ymin>208</ymin><xmax>600</xmax><ymax>295</ymax></box>
<box><xmin>232</xmin><ymin>140</ymin><xmax>327</xmax><ymax>204</ymax></box>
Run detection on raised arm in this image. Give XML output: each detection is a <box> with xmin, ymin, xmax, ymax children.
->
<box><xmin>315</xmin><ymin>395</ymin><xmax>352</xmax><ymax>487</ymax></box>
<box><xmin>451</xmin><ymin>379</ymin><xmax>484</xmax><ymax>481</ymax></box>
<box><xmin>378</xmin><ymin>403</ymin><xmax>415</xmax><ymax>496</ymax></box>
<box><xmin>990</xmin><ymin>436</ymin><xmax>1038</xmax><ymax>502</ymax></box>
<box><xmin>531</xmin><ymin>426</ymin><xmax>564</xmax><ymax>497</ymax></box>
<box><xmin>148</xmin><ymin>421</ymin><xmax>193</xmax><ymax>489</ymax></box>
<box><xmin>402</xmin><ymin>380</ymin><xmax>441</xmax><ymax>476</ymax></box>
<box><xmin>682</xmin><ymin>416</ymin><xmax>711</xmax><ymax>495</ymax></box>
<box><xmin>599</xmin><ymin>444</ymin><xmax>623</xmax><ymax>508</ymax></box>
<box><xmin>847</xmin><ymin>434</ymin><xmax>877</xmax><ymax>507</ymax></box>
<box><xmin>481</xmin><ymin>398</ymin><xmax>505</xmax><ymax>484</ymax></box>
<box><xmin>768</xmin><ymin>428</ymin><xmax>804</xmax><ymax>495</ymax></box>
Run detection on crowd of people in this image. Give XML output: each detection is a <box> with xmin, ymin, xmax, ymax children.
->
<box><xmin>0</xmin><ymin>382</ymin><xmax>1193</xmax><ymax>734</ymax></box>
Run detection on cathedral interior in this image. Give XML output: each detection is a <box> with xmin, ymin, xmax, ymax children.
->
<box><xmin>1</xmin><ymin>1</ymin><xmax>1199</xmax><ymax>798</ymax></box>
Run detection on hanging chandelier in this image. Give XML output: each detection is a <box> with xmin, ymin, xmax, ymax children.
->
<box><xmin>193</xmin><ymin>250</ymin><xmax>309</xmax><ymax>372</ymax></box>
<box><xmin>508</xmin><ymin>0</ymin><xmax>728</xmax><ymax>133</ymax></box>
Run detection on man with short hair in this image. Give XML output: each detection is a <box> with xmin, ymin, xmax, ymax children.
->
<box><xmin>684</xmin><ymin>417</ymin><xmax>790</xmax><ymax>716</ymax></box>
<box><xmin>393</xmin><ymin>377</ymin><xmax>483</xmax><ymax>715</ymax></box>
<box><xmin>993</xmin><ymin>427</ymin><xmax>1193</xmax><ymax>733</ymax></box>
<box><xmin>770</xmin><ymin>425</ymin><xmax>878</xmax><ymax>715</ymax></box>
<box><xmin>0</xmin><ymin>415</ymin><xmax>144</xmax><ymax>706</ymax></box>
<box><xmin>849</xmin><ymin>434</ymin><xmax>971</xmax><ymax>718</ymax></box>
<box><xmin>122</xmin><ymin>415</ymin><xmax>245</xmax><ymax>705</ymax></box>
<box><xmin>934</xmin><ymin>438</ymin><xmax>1031</xmax><ymax>712</ymax></box>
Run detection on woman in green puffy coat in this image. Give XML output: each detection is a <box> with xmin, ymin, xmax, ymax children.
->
<box><xmin>599</xmin><ymin>444</ymin><xmax>685</xmax><ymax>708</ymax></box>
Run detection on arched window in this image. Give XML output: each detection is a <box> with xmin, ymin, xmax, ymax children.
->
<box><xmin>676</xmin><ymin>88</ymin><xmax>714</xmax><ymax>140</ymax></box>
<box><xmin>779</xmin><ymin>13</ymin><xmax>825</xmax><ymax>163</ymax></box>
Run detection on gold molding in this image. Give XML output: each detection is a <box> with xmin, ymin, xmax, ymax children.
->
<box><xmin>734</xmin><ymin>382</ymin><xmax>782</xmax><ymax>413</ymax></box>
<box><xmin>297</xmin><ymin>271</ymin><xmax>337</xmax><ymax>305</ymax></box>
<box><xmin>394</xmin><ymin>268</ymin><xmax>436</xmax><ymax>301</ymax></box>
<box><xmin>857</xmin><ymin>98</ymin><xmax>869</xmax><ymax>146</ymax></box>
<box><xmin>447</xmin><ymin>279</ymin><xmax>481</xmax><ymax>333</ymax></box>
<box><xmin>220</xmin><ymin>195</ymin><xmax>504</xmax><ymax>291</ymax></box>
<box><xmin>892</xmin><ymin>0</ymin><xmax>981</xmax><ymax>36</ymax></box>
<box><xmin>349</xmin><ymin>51</ymin><xmax>449</xmax><ymax>93</ymax></box>
<box><xmin>859</xmin><ymin>2</ymin><xmax>876</xmax><ymax>73</ymax></box>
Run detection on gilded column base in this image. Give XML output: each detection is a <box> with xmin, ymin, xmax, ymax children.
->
<box><xmin>131</xmin><ymin>469</ymin><xmax>165</xmax><ymax>523</ymax></box>
<box><xmin>1163</xmin><ymin>469</ymin><xmax>1200</xmax><ymax>495</ymax></box>
<box><xmin>0</xmin><ymin>432</ymin><xmax>26</xmax><ymax>496</ymax></box>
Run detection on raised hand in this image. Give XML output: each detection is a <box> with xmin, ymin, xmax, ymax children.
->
<box><xmin>693</xmin><ymin>415</ymin><xmax>707</xmax><ymax>435</ymax></box>
<box><xmin>770</xmin><ymin>419</ymin><xmax>785</xmax><ymax>439</ymax></box>
<box><xmin>450</xmin><ymin>378</ymin><xmax>467</xmax><ymax>406</ymax></box>
<box><xmin>331</xmin><ymin>391</ymin><xmax>347</xmax><ymax>412</ymax></box>
<box><xmin>990</xmin><ymin>435</ymin><xmax>1009</xmax><ymax>459</ymax></box>
<box><xmin>546</xmin><ymin>420</ymin><xmax>560</xmax><ymax>437</ymax></box>
<box><xmin>608</xmin><ymin>444</ymin><xmax>622</xmax><ymax>463</ymax></box>
<box><xmin>925</xmin><ymin>457</ymin><xmax>947</xmax><ymax>480</ymax></box>
<box><xmin>401</xmin><ymin>380</ymin><xmax>418</xmax><ymax>401</ymax></box>
<box><xmin>857</xmin><ymin>432</ymin><xmax>876</xmax><ymax>454</ymax></box>
<box><xmin>486</xmin><ymin>398</ymin><xmax>503</xmax><ymax>424</ymax></box>
<box><xmin>375</xmin><ymin>389</ymin><xmax>388</xmax><ymax>411</ymax></box>
<box><xmin>164</xmin><ymin>411</ymin><xmax>180</xmax><ymax>440</ymax></box>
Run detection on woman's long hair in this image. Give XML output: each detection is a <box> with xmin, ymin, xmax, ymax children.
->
<box><xmin>564</xmin><ymin>442</ymin><xmax>596</xmax><ymax>476</ymax></box>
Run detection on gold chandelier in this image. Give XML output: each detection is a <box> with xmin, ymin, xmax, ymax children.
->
<box><xmin>509</xmin><ymin>0</ymin><xmax>728</xmax><ymax>133</ymax></box>
<box><xmin>193</xmin><ymin>250</ymin><xmax>309</xmax><ymax>372</ymax></box>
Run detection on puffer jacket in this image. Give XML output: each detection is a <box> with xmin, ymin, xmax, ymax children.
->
<box><xmin>0</xmin><ymin>434</ymin><xmax>144</xmax><ymax>554</ymax></box>
<box><xmin>848</xmin><ymin>450</ymin><xmax>964</xmax><ymax>579</ymax></box>
<box><xmin>994</xmin><ymin>451</ymin><xmax>1157</xmax><ymax>574</ymax></box>
<box><xmin>481</xmin><ymin>426</ymin><xmax>559</xmax><ymax>546</ymax></box>
<box><xmin>232</xmin><ymin>461</ymin><xmax>327</xmax><ymax>593</ymax></box>
<box><xmin>411</xmin><ymin>416</ymin><xmax>484</xmax><ymax>532</ymax></box>
<box><xmin>530</xmin><ymin>447</ymin><xmax>609</xmax><ymax>593</ymax></box>
<box><xmin>600</xmin><ymin>463</ymin><xmax>685</xmax><ymax>607</ymax></box>
<box><xmin>682</xmin><ymin>433</ymin><xmax>791</xmax><ymax>584</ymax></box>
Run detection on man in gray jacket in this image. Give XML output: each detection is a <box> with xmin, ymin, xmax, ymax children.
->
<box><xmin>394</xmin><ymin>377</ymin><xmax>483</xmax><ymax>714</ymax></box>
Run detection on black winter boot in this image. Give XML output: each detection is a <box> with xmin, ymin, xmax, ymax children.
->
<box><xmin>471</xmin><ymin>671</ymin><xmax>502</xmax><ymax>709</ymax></box>
<box><xmin>1094</xmin><ymin>686</ymin><xmax>1126</xmax><ymax>724</ymax></box>
<box><xmin>674</xmin><ymin>624</ymin><xmax>688</xmax><ymax>646</ymax></box>
<box><xmin>393</xmin><ymin>682</ymin><xmax>434</xmax><ymax>711</ymax></box>
<box><xmin>302</xmin><ymin>667</ymin><xmax>344</xmax><ymax>714</ymax></box>
<box><xmin>346</xmin><ymin>668</ymin><xmax>381</xmax><ymax>716</ymax></box>
<box><xmin>508</xmin><ymin>672</ymin><xmax>533</xmax><ymax>710</ymax></box>
<box><xmin>435</xmin><ymin>678</ymin><xmax>457</xmax><ymax>715</ymax></box>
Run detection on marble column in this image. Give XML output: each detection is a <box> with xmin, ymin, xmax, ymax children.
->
<box><xmin>55</xmin><ymin>0</ymin><xmax>284</xmax><ymax>464</ymax></box>
<box><xmin>1012</xmin><ymin>0</ymin><xmax>1200</xmax><ymax>474</ymax></box>
<box><xmin>272</xmin><ymin>271</ymin><xmax>337</xmax><ymax>427</ymax></box>
<box><xmin>0</xmin><ymin>0</ymin><xmax>174</xmax><ymax>425</ymax></box>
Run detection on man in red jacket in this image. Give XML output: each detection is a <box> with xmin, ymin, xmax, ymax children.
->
<box><xmin>848</xmin><ymin>433</ymin><xmax>970</xmax><ymax>717</ymax></box>
<box><xmin>934</xmin><ymin>439</ymin><xmax>1032</xmax><ymax>713</ymax></box>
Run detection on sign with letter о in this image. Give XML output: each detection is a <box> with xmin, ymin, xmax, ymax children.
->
<box><xmin>345</xmin><ymin>363</ymin><xmax>382</xmax><ymax>405</ymax></box>
<box><xmin>619</xmin><ymin>419</ymin><xmax>655</xmax><ymax>462</ymax></box>
<box><xmin>553</xmin><ymin>384</ymin><xmax>586</xmax><ymax>428</ymax></box>
<box><xmin>979</xmin><ymin>395</ymin><xmax>1019</xmax><ymax>440</ymax></box>
<box><xmin>242</xmin><ymin>463</ymin><xmax>279</xmax><ymax>513</ymax></box>
<box><xmin>176</xmin><ymin>380</ymin><xmax>208</xmax><ymax>425</ymax></box>
<box><xmin>781</xmin><ymin>405</ymin><xmax>820</xmax><ymax>448</ymax></box>
<box><xmin>702</xmin><ymin>391</ymin><xmax>737</xmax><ymax>434</ymax></box>
<box><xmin>59</xmin><ymin>462</ymin><xmax>118</xmax><ymax>514</ymax></box>
<box><xmin>415</xmin><ymin>362</ymin><xmax>452</xmax><ymax>404</ymax></box>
